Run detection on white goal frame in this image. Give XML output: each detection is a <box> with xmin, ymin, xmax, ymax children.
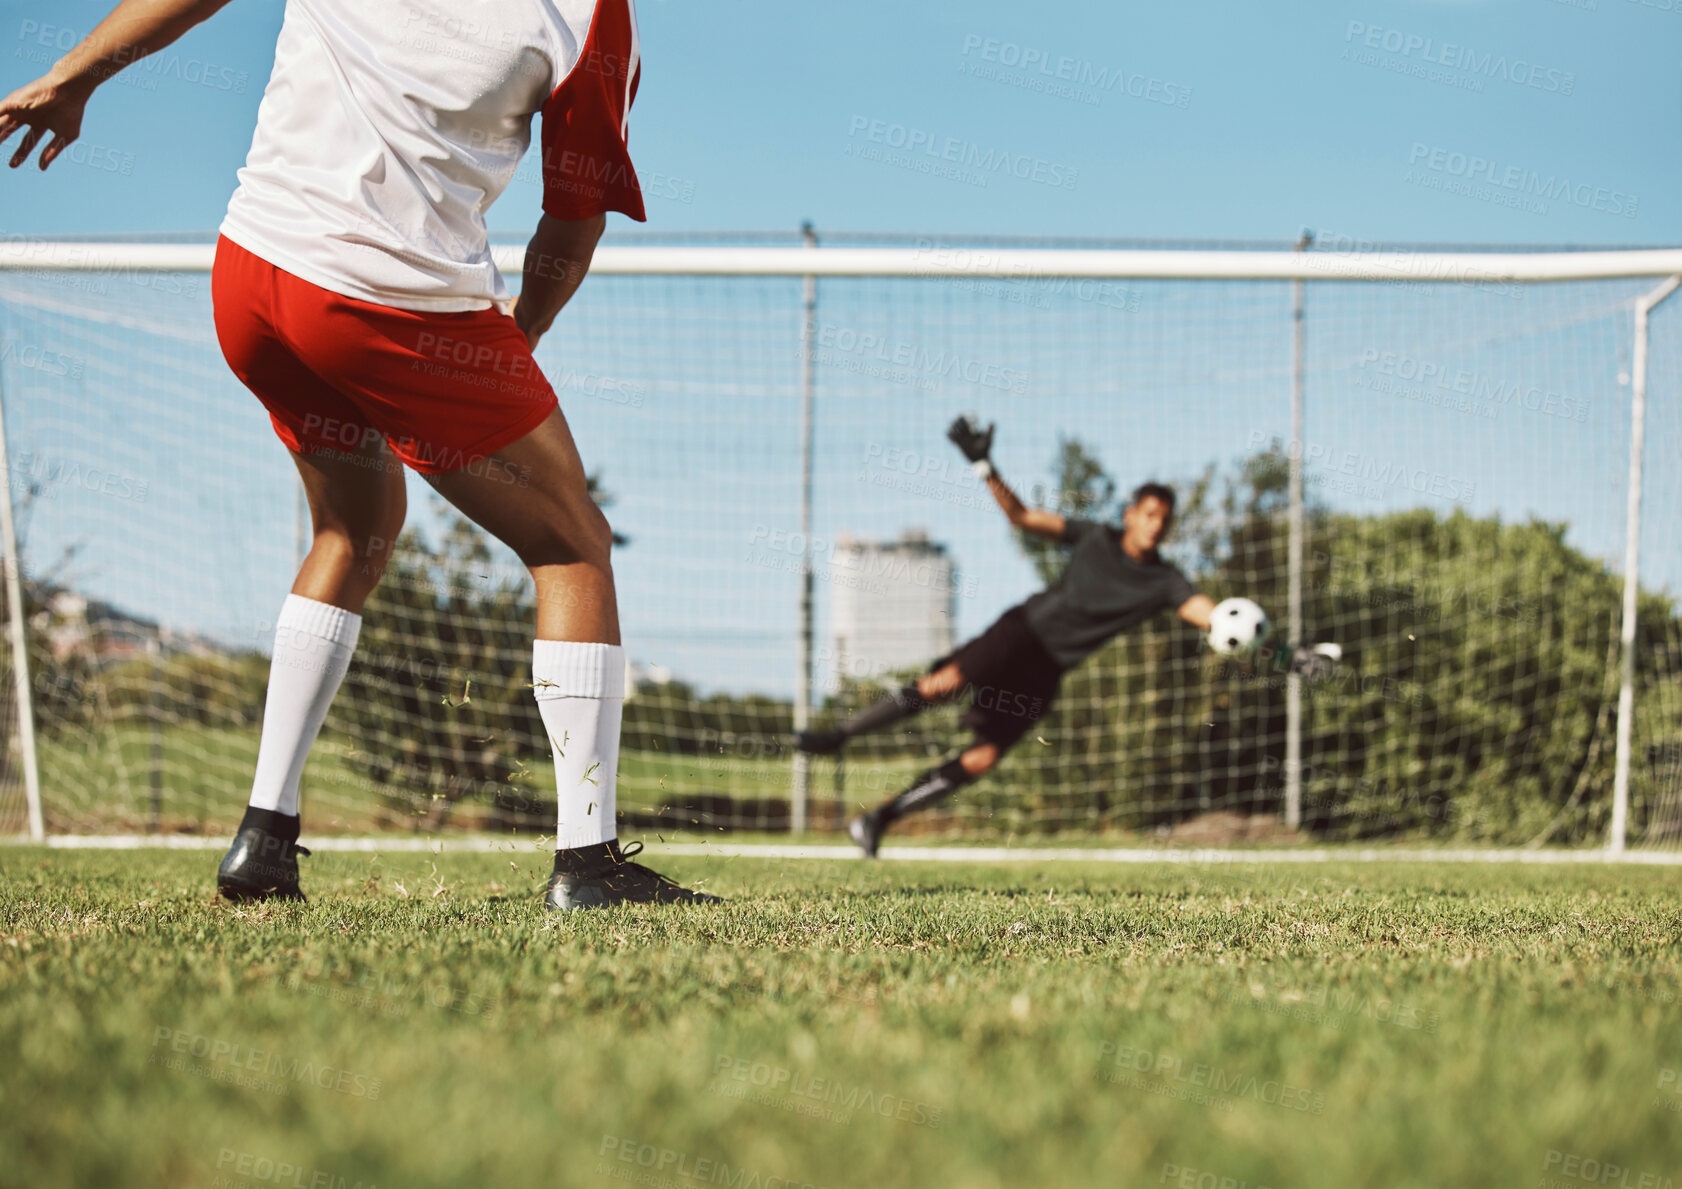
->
<box><xmin>1</xmin><ymin>239</ymin><xmax>1677</xmax><ymax>847</ymax></box>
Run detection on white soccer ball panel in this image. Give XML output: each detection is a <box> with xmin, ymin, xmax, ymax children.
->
<box><xmin>1209</xmin><ymin>597</ymin><xmax>1270</xmax><ymax>655</ymax></box>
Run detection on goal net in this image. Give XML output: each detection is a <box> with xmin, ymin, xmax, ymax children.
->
<box><xmin>0</xmin><ymin>233</ymin><xmax>1678</xmax><ymax>848</ymax></box>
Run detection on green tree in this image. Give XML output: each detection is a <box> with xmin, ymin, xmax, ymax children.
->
<box><xmin>970</xmin><ymin>438</ymin><xmax>1678</xmax><ymax>844</ymax></box>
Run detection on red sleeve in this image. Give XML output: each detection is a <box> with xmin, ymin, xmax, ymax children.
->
<box><xmin>540</xmin><ymin>0</ymin><xmax>647</xmax><ymax>222</ymax></box>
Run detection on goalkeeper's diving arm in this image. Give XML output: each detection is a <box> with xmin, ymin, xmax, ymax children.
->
<box><xmin>1177</xmin><ymin>595</ymin><xmax>1216</xmax><ymax>631</ymax></box>
<box><xmin>947</xmin><ymin>415</ymin><xmax>1067</xmax><ymax>542</ymax></box>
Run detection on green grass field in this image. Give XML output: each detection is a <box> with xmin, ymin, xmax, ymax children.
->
<box><xmin>4</xmin><ymin>847</ymin><xmax>1680</xmax><ymax>1189</ymax></box>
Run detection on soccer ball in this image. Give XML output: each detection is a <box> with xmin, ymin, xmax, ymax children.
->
<box><xmin>1208</xmin><ymin>597</ymin><xmax>1270</xmax><ymax>655</ymax></box>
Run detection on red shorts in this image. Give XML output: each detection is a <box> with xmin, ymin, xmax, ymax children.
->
<box><xmin>211</xmin><ymin>235</ymin><xmax>558</xmax><ymax>474</ymax></box>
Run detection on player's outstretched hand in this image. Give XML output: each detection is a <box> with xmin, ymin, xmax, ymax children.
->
<box><xmin>947</xmin><ymin>414</ymin><xmax>995</xmax><ymax>464</ymax></box>
<box><xmin>0</xmin><ymin>74</ymin><xmax>90</xmax><ymax>171</ymax></box>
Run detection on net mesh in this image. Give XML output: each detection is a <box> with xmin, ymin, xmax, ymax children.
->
<box><xmin>0</xmin><ymin>240</ymin><xmax>1676</xmax><ymax>846</ymax></box>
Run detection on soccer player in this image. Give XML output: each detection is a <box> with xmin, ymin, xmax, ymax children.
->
<box><xmin>799</xmin><ymin>416</ymin><xmax>1220</xmax><ymax>857</ymax></box>
<box><xmin>1</xmin><ymin>0</ymin><xmax>718</xmax><ymax>909</ymax></box>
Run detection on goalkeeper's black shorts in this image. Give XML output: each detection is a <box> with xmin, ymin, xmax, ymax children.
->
<box><xmin>930</xmin><ymin>605</ymin><xmax>1064</xmax><ymax>752</ymax></box>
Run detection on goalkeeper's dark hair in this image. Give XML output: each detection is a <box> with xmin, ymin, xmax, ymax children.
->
<box><xmin>1130</xmin><ymin>481</ymin><xmax>1177</xmax><ymax>512</ymax></box>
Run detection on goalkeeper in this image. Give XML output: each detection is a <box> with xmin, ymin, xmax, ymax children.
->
<box><xmin>800</xmin><ymin>416</ymin><xmax>1218</xmax><ymax>857</ymax></box>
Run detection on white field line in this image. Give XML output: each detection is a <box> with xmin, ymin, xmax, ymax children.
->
<box><xmin>8</xmin><ymin>835</ymin><xmax>1682</xmax><ymax>865</ymax></box>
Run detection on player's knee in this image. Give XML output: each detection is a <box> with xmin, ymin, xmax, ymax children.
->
<box><xmin>960</xmin><ymin>744</ymin><xmax>999</xmax><ymax>776</ymax></box>
<box><xmin>919</xmin><ymin>664</ymin><xmax>961</xmax><ymax>701</ymax></box>
<box><xmin>579</xmin><ymin>503</ymin><xmax>615</xmax><ymax>566</ymax></box>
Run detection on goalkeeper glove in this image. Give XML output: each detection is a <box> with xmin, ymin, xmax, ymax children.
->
<box><xmin>947</xmin><ymin>414</ymin><xmax>996</xmax><ymax>478</ymax></box>
<box><xmin>1289</xmin><ymin>642</ymin><xmax>1343</xmax><ymax>682</ymax></box>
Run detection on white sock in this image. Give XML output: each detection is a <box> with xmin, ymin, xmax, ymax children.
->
<box><xmin>532</xmin><ymin>640</ymin><xmax>624</xmax><ymax>849</ymax></box>
<box><xmin>248</xmin><ymin>594</ymin><xmax>362</xmax><ymax>817</ymax></box>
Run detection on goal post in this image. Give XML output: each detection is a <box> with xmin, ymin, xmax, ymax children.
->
<box><xmin>0</xmin><ymin>234</ymin><xmax>1677</xmax><ymax>849</ymax></box>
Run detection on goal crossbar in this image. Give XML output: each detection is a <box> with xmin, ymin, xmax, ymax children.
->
<box><xmin>1</xmin><ymin>241</ymin><xmax>1679</xmax><ymax>282</ymax></box>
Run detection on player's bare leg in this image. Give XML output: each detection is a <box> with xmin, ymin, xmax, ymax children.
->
<box><xmin>849</xmin><ymin>739</ymin><xmax>1000</xmax><ymax>858</ymax></box>
<box><xmin>797</xmin><ymin>660</ymin><xmax>969</xmax><ymax>756</ymax></box>
<box><xmin>425</xmin><ymin>407</ymin><xmax>720</xmax><ymax>909</ymax></box>
<box><xmin>423</xmin><ymin>407</ymin><xmax>619</xmax><ymax>643</ymax></box>
<box><xmin>290</xmin><ymin>438</ymin><xmax>408</xmax><ymax>610</ymax></box>
<box><xmin>219</xmin><ymin>436</ymin><xmax>405</xmax><ymax>902</ymax></box>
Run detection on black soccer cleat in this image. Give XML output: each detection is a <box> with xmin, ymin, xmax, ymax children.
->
<box><xmin>217</xmin><ymin>806</ymin><xmax>311</xmax><ymax>903</ymax></box>
<box><xmin>543</xmin><ymin>840</ymin><xmax>724</xmax><ymax>911</ymax></box>
<box><xmin>795</xmin><ymin>728</ymin><xmax>848</xmax><ymax>756</ymax></box>
<box><xmin>848</xmin><ymin>810</ymin><xmax>885</xmax><ymax>859</ymax></box>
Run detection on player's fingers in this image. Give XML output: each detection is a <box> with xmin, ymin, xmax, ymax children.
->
<box><xmin>8</xmin><ymin>125</ymin><xmax>45</xmax><ymax>169</ymax></box>
<box><xmin>38</xmin><ymin>134</ymin><xmax>72</xmax><ymax>170</ymax></box>
<box><xmin>0</xmin><ymin>114</ymin><xmax>20</xmax><ymax>148</ymax></box>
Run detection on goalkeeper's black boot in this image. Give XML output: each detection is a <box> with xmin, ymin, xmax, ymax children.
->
<box><xmin>796</xmin><ymin>728</ymin><xmax>848</xmax><ymax>755</ymax></box>
<box><xmin>217</xmin><ymin>806</ymin><xmax>310</xmax><ymax>903</ymax></box>
<box><xmin>543</xmin><ymin>840</ymin><xmax>724</xmax><ymax>911</ymax></box>
<box><xmin>850</xmin><ymin>757</ymin><xmax>973</xmax><ymax>858</ymax></box>
<box><xmin>848</xmin><ymin>810</ymin><xmax>886</xmax><ymax>859</ymax></box>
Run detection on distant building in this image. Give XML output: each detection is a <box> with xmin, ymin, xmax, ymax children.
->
<box><xmin>35</xmin><ymin>590</ymin><xmax>219</xmax><ymax>664</ymax></box>
<box><xmin>828</xmin><ymin>530</ymin><xmax>957</xmax><ymax>691</ymax></box>
<box><xmin>626</xmin><ymin>659</ymin><xmax>672</xmax><ymax>701</ymax></box>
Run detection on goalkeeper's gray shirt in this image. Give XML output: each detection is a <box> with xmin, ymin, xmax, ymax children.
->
<box><xmin>1020</xmin><ymin>518</ymin><xmax>1196</xmax><ymax>671</ymax></box>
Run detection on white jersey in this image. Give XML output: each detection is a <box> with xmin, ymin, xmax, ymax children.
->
<box><xmin>219</xmin><ymin>0</ymin><xmax>644</xmax><ymax>315</ymax></box>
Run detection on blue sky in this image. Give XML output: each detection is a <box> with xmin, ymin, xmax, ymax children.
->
<box><xmin>0</xmin><ymin>0</ymin><xmax>1678</xmax><ymax>698</ymax></box>
<box><xmin>1</xmin><ymin>0</ymin><xmax>1677</xmax><ymax>244</ymax></box>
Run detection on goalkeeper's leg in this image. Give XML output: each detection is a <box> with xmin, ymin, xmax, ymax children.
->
<box><xmin>848</xmin><ymin>740</ymin><xmax>999</xmax><ymax>858</ymax></box>
<box><xmin>797</xmin><ymin>661</ymin><xmax>967</xmax><ymax>754</ymax></box>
